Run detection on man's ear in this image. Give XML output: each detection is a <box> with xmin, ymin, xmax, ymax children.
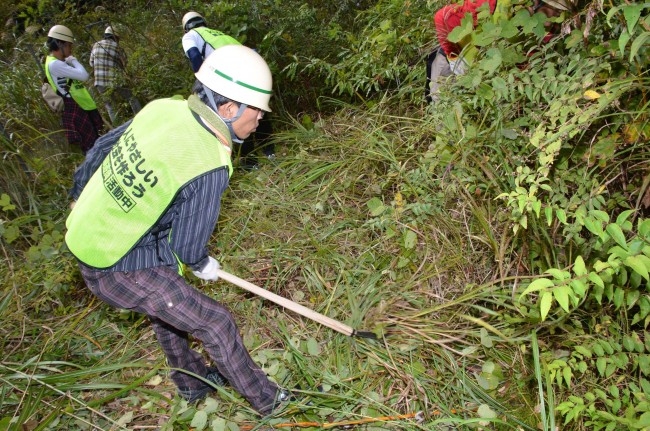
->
<box><xmin>218</xmin><ymin>101</ymin><xmax>235</xmax><ymax>119</ymax></box>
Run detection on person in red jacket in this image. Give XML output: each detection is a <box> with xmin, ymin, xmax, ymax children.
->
<box><xmin>426</xmin><ymin>0</ymin><xmax>569</xmax><ymax>103</ymax></box>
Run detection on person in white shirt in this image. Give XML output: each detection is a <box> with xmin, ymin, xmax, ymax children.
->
<box><xmin>44</xmin><ymin>25</ymin><xmax>104</xmax><ymax>153</ymax></box>
<box><xmin>181</xmin><ymin>12</ymin><xmax>275</xmax><ymax>169</ymax></box>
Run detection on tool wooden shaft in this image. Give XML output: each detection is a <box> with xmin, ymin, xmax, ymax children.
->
<box><xmin>215</xmin><ymin>269</ymin><xmax>354</xmax><ymax>336</ymax></box>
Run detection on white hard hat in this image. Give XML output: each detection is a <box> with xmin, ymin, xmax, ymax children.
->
<box><xmin>104</xmin><ymin>26</ymin><xmax>116</xmax><ymax>36</ymax></box>
<box><xmin>48</xmin><ymin>25</ymin><xmax>74</xmax><ymax>42</ymax></box>
<box><xmin>195</xmin><ymin>45</ymin><xmax>273</xmax><ymax>112</ymax></box>
<box><xmin>182</xmin><ymin>11</ymin><xmax>204</xmax><ymax>31</ymax></box>
<box><xmin>542</xmin><ymin>0</ymin><xmax>572</xmax><ymax>11</ymax></box>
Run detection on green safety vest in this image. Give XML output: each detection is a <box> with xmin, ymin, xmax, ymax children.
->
<box><xmin>45</xmin><ymin>55</ymin><xmax>97</xmax><ymax>111</ymax></box>
<box><xmin>194</xmin><ymin>27</ymin><xmax>241</xmax><ymax>56</ymax></box>
<box><xmin>65</xmin><ymin>95</ymin><xmax>233</xmax><ymax>269</ymax></box>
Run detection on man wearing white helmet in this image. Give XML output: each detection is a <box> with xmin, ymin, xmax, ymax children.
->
<box><xmin>65</xmin><ymin>45</ymin><xmax>287</xmax><ymax>414</ymax></box>
<box><xmin>45</xmin><ymin>24</ymin><xmax>103</xmax><ymax>154</ymax></box>
<box><xmin>182</xmin><ymin>11</ymin><xmax>275</xmax><ymax>169</ymax></box>
<box><xmin>90</xmin><ymin>25</ymin><xmax>141</xmax><ymax>124</ymax></box>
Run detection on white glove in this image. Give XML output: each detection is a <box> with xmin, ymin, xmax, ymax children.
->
<box><xmin>448</xmin><ymin>57</ymin><xmax>468</xmax><ymax>76</ymax></box>
<box><xmin>65</xmin><ymin>56</ymin><xmax>77</xmax><ymax>65</ymax></box>
<box><xmin>192</xmin><ymin>256</ymin><xmax>220</xmax><ymax>281</ymax></box>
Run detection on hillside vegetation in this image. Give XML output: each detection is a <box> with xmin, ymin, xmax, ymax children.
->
<box><xmin>1</xmin><ymin>0</ymin><xmax>649</xmax><ymax>430</ymax></box>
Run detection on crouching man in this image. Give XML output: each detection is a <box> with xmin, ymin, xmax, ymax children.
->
<box><xmin>66</xmin><ymin>45</ymin><xmax>285</xmax><ymax>414</ymax></box>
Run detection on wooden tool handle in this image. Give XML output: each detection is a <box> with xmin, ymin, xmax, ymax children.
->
<box><xmin>215</xmin><ymin>269</ymin><xmax>354</xmax><ymax>337</ymax></box>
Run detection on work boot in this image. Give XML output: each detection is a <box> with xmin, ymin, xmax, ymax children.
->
<box><xmin>177</xmin><ymin>367</ymin><xmax>227</xmax><ymax>403</ymax></box>
<box><xmin>259</xmin><ymin>388</ymin><xmax>292</xmax><ymax>416</ymax></box>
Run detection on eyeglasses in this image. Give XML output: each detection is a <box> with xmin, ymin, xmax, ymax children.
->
<box><xmin>249</xmin><ymin>106</ymin><xmax>265</xmax><ymax>118</ymax></box>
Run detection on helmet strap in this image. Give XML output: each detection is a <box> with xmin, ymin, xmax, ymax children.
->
<box><xmin>202</xmin><ymin>84</ymin><xmax>246</xmax><ymax>144</ymax></box>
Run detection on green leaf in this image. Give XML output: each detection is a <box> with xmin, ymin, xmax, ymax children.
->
<box><xmin>619</xmin><ymin>29</ymin><xmax>632</xmax><ymax>57</ymax></box>
<box><xmin>546</xmin><ymin>268</ymin><xmax>569</xmax><ymax>280</ymax></box>
<box><xmin>593</xmin><ymin>343</ymin><xmax>605</xmax><ymax>356</ymax></box>
<box><xmin>203</xmin><ymin>398</ymin><xmax>219</xmax><ymax>414</ymax></box>
<box><xmin>448</xmin><ymin>13</ymin><xmax>474</xmax><ymax>43</ymax></box>
<box><xmin>212</xmin><ymin>417</ymin><xmax>226</xmax><ymax>431</ymax></box>
<box><xmin>480</xmin><ymin>328</ymin><xmax>493</xmax><ymax>348</ymax></box>
<box><xmin>588</xmin><ymin>272</ymin><xmax>605</xmax><ymax>289</ymax></box>
<box><xmin>563</xmin><ymin>366</ymin><xmax>572</xmax><ymax>387</ymax></box>
<box><xmin>477</xmin><ymin>404</ymin><xmax>497</xmax><ymax>419</ymax></box>
<box><xmin>502</xmin><ymin>128</ymin><xmax>518</xmax><ymax>140</ymax></box>
<box><xmin>584</xmin><ymin>217</ymin><xmax>603</xmax><ymax>236</ymax></box>
<box><xmin>613</xmin><ymin>287</ymin><xmax>625</xmax><ymax>309</ymax></box>
<box><xmin>366</xmin><ymin>197</ymin><xmax>385</xmax><ymax>216</ymax></box>
<box><xmin>596</xmin><ymin>357</ymin><xmax>607</xmax><ymax>376</ymax></box>
<box><xmin>306</xmin><ymin>337</ymin><xmax>321</xmax><ymax>355</ymax></box>
<box><xmin>540</xmin><ymin>291</ymin><xmax>553</xmax><ymax>321</ymax></box>
<box><xmin>606</xmin><ymin>223</ymin><xmax>628</xmax><ymax>249</ymax></box>
<box><xmin>480</xmin><ymin>47</ymin><xmax>503</xmax><ymax>74</ymax></box>
<box><xmin>117</xmin><ymin>411</ymin><xmax>134</xmax><ymax>427</ymax></box>
<box><xmin>624</xmin><ymin>255</ymin><xmax>650</xmax><ymax>281</ymax></box>
<box><xmin>520</xmin><ymin>278</ymin><xmax>554</xmax><ymax>299</ymax></box>
<box><xmin>0</xmin><ymin>193</ymin><xmax>15</xmax><ymax>211</ymax></box>
<box><xmin>630</xmin><ymin>31</ymin><xmax>650</xmax><ymax>62</ymax></box>
<box><xmin>573</xmin><ymin>255</ymin><xmax>587</xmax><ymax>276</ymax></box>
<box><xmin>638</xmin><ymin>412</ymin><xmax>650</xmax><ymax>428</ymax></box>
<box><xmin>626</xmin><ymin>289</ymin><xmax>640</xmax><ymax>309</ymax></box>
<box><xmin>191</xmin><ymin>411</ymin><xmax>208</xmax><ymax>430</ymax></box>
<box><xmin>574</xmin><ymin>345</ymin><xmax>592</xmax><ymax>358</ymax></box>
<box><xmin>545</xmin><ymin>206</ymin><xmax>553</xmax><ymax>226</ymax></box>
<box><xmin>570</xmin><ymin>279</ymin><xmax>587</xmax><ymax>298</ymax></box>
<box><xmin>623</xmin><ymin>336</ymin><xmax>635</xmax><ymax>352</ymax></box>
<box><xmin>403</xmin><ymin>230</ymin><xmax>417</xmax><ymax>250</ymax></box>
<box><xmin>639</xmin><ymin>219</ymin><xmax>650</xmax><ymax>237</ymax></box>
<box><xmin>553</xmin><ymin>285</ymin><xmax>571</xmax><ymax>312</ymax></box>
<box><xmin>623</xmin><ymin>4</ymin><xmax>644</xmax><ymax>34</ymax></box>
<box><xmin>556</xmin><ymin>208</ymin><xmax>567</xmax><ymax>224</ymax></box>
<box><xmin>616</xmin><ymin>209</ymin><xmax>635</xmax><ymax>226</ymax></box>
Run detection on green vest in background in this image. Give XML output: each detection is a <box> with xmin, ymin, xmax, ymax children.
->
<box><xmin>45</xmin><ymin>55</ymin><xmax>97</xmax><ymax>111</ymax></box>
<box><xmin>194</xmin><ymin>27</ymin><xmax>241</xmax><ymax>54</ymax></box>
<box><xmin>65</xmin><ymin>96</ymin><xmax>233</xmax><ymax>269</ymax></box>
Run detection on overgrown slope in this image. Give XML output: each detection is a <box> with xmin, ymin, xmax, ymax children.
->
<box><xmin>1</xmin><ymin>0</ymin><xmax>649</xmax><ymax>430</ymax></box>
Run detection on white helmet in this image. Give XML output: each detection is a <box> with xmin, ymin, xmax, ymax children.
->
<box><xmin>195</xmin><ymin>45</ymin><xmax>273</xmax><ymax>112</ymax></box>
<box><xmin>47</xmin><ymin>25</ymin><xmax>74</xmax><ymax>42</ymax></box>
<box><xmin>542</xmin><ymin>0</ymin><xmax>572</xmax><ymax>11</ymax></box>
<box><xmin>104</xmin><ymin>26</ymin><xmax>116</xmax><ymax>36</ymax></box>
<box><xmin>182</xmin><ymin>11</ymin><xmax>205</xmax><ymax>31</ymax></box>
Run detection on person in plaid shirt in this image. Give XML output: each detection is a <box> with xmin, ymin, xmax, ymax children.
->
<box><xmin>90</xmin><ymin>26</ymin><xmax>141</xmax><ymax>125</ymax></box>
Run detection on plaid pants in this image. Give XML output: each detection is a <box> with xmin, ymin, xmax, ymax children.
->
<box><xmin>62</xmin><ymin>98</ymin><xmax>104</xmax><ymax>154</ymax></box>
<box><xmin>79</xmin><ymin>263</ymin><xmax>279</xmax><ymax>414</ymax></box>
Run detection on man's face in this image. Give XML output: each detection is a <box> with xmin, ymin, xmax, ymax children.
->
<box><xmin>221</xmin><ymin>102</ymin><xmax>264</xmax><ymax>140</ymax></box>
<box><xmin>61</xmin><ymin>41</ymin><xmax>73</xmax><ymax>57</ymax></box>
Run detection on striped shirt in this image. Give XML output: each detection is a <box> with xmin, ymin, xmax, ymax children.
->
<box><xmin>69</xmin><ymin>114</ymin><xmax>229</xmax><ymax>273</ymax></box>
<box><xmin>47</xmin><ymin>57</ymin><xmax>90</xmax><ymax>96</ymax></box>
<box><xmin>89</xmin><ymin>38</ymin><xmax>127</xmax><ymax>87</ymax></box>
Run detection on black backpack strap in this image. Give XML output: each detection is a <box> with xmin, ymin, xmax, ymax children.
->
<box><xmin>424</xmin><ymin>47</ymin><xmax>440</xmax><ymax>103</ymax></box>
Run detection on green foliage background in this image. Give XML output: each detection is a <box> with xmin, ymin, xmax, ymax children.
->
<box><xmin>0</xmin><ymin>0</ymin><xmax>649</xmax><ymax>430</ymax></box>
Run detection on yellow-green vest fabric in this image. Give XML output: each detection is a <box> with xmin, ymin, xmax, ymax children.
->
<box><xmin>65</xmin><ymin>96</ymin><xmax>233</xmax><ymax>269</ymax></box>
<box><xmin>194</xmin><ymin>27</ymin><xmax>241</xmax><ymax>52</ymax></box>
<box><xmin>45</xmin><ymin>55</ymin><xmax>97</xmax><ymax>111</ymax></box>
